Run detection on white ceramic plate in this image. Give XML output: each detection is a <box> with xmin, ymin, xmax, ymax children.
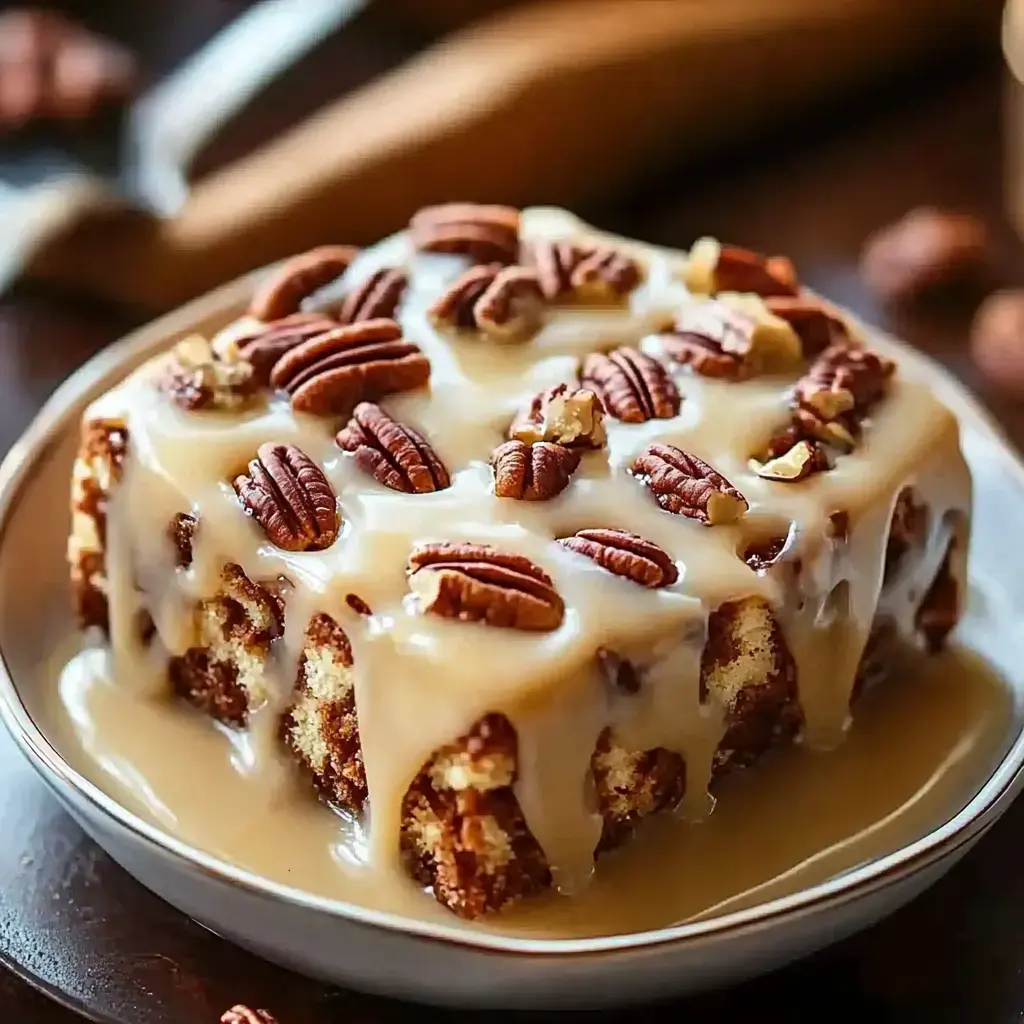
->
<box><xmin>1</xmin><ymin>275</ymin><xmax>1024</xmax><ymax>1009</ymax></box>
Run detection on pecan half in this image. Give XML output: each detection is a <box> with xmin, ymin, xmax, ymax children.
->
<box><xmin>336</xmin><ymin>402</ymin><xmax>450</xmax><ymax>493</ymax></box>
<box><xmin>510</xmin><ymin>383</ymin><xmax>607</xmax><ymax>448</ymax></box>
<box><xmin>764</xmin><ymin>295</ymin><xmax>848</xmax><ymax>356</ymax></box>
<box><xmin>226</xmin><ymin>313</ymin><xmax>336</xmax><ymax>386</ymax></box>
<box><xmin>559</xmin><ymin>528</ymin><xmax>677</xmax><ymax>588</ymax></box>
<box><xmin>221</xmin><ymin>1008</ymin><xmax>279</xmax><ymax>1024</ymax></box>
<box><xmin>664</xmin><ymin>297</ymin><xmax>801</xmax><ymax>380</ymax></box>
<box><xmin>475</xmin><ymin>266</ymin><xmax>544</xmax><ymax>340</ymax></box>
<box><xmin>411</xmin><ymin>203</ymin><xmax>520</xmax><ymax>264</ymax></box>
<box><xmin>335</xmin><ymin>267</ymin><xmax>408</xmax><ymax>325</ymax></box>
<box><xmin>408</xmin><ymin>542</ymin><xmax>564</xmax><ymax>631</ymax></box>
<box><xmin>250</xmin><ymin>245</ymin><xmax>359</xmax><ymax>321</ymax></box>
<box><xmin>158</xmin><ymin>336</ymin><xmax>257</xmax><ymax>411</ymax></box>
<box><xmin>430</xmin><ymin>265</ymin><xmax>543</xmax><ymax>340</ymax></box>
<box><xmin>529</xmin><ymin>240</ymin><xmax>642</xmax><ymax>302</ymax></box>
<box><xmin>269</xmin><ymin>318</ymin><xmax>430</xmax><ymax>416</ymax></box>
<box><xmin>492</xmin><ymin>439</ymin><xmax>579</xmax><ymax>500</ymax></box>
<box><xmin>580</xmin><ymin>347</ymin><xmax>680</xmax><ymax>423</ymax></box>
<box><xmin>234</xmin><ymin>443</ymin><xmax>339</xmax><ymax>551</ymax></box>
<box><xmin>684</xmin><ymin>237</ymin><xmax>799</xmax><ymax>298</ymax></box>
<box><xmin>631</xmin><ymin>444</ymin><xmax>748</xmax><ymax>524</ymax></box>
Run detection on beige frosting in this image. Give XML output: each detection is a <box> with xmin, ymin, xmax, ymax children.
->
<box><xmin>77</xmin><ymin>207</ymin><xmax>972</xmax><ymax>906</ymax></box>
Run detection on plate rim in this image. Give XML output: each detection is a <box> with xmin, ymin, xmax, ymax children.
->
<box><xmin>2</xmin><ymin>271</ymin><xmax>1024</xmax><ymax>958</ymax></box>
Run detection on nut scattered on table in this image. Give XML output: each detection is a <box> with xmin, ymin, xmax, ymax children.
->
<box><xmin>859</xmin><ymin>207</ymin><xmax>989</xmax><ymax>303</ymax></box>
<box><xmin>969</xmin><ymin>290</ymin><xmax>1024</xmax><ymax>399</ymax></box>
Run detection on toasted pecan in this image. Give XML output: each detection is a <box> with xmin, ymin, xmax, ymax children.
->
<box><xmin>528</xmin><ymin>239</ymin><xmax>642</xmax><ymax>302</ymax></box>
<box><xmin>491</xmin><ymin>439</ymin><xmax>580</xmax><ymax>501</ymax></box>
<box><xmin>336</xmin><ymin>402</ymin><xmax>450</xmax><ymax>493</ymax></box>
<box><xmin>684</xmin><ymin>237</ymin><xmax>799</xmax><ymax>298</ymax></box>
<box><xmin>559</xmin><ymin>528</ymin><xmax>677</xmax><ymax>588</ymax></box>
<box><xmin>580</xmin><ymin>347</ymin><xmax>679</xmax><ymax>423</ymax></box>
<box><xmin>269</xmin><ymin>318</ymin><xmax>430</xmax><ymax>416</ymax></box>
<box><xmin>250</xmin><ymin>245</ymin><xmax>359</xmax><ymax>321</ymax></box>
<box><xmin>509</xmin><ymin>383</ymin><xmax>607</xmax><ymax>449</ymax></box>
<box><xmin>411</xmin><ymin>203</ymin><xmax>520</xmax><ymax>264</ymax></box>
<box><xmin>234</xmin><ymin>443</ymin><xmax>339</xmax><ymax>551</ymax></box>
<box><xmin>408</xmin><ymin>542</ymin><xmax>564</xmax><ymax>631</ymax></box>
<box><xmin>631</xmin><ymin>444</ymin><xmax>747</xmax><ymax>525</ymax></box>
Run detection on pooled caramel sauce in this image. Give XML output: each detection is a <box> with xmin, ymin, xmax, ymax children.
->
<box><xmin>61</xmin><ymin>207</ymin><xmax>980</xmax><ymax>928</ymax></box>
<box><xmin>45</xmin><ymin>640</ymin><xmax>1010</xmax><ymax>937</ymax></box>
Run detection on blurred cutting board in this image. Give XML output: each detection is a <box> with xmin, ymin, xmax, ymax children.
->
<box><xmin>24</xmin><ymin>0</ymin><xmax>1002</xmax><ymax>309</ymax></box>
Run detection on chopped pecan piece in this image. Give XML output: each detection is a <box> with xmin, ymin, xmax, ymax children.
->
<box><xmin>492</xmin><ymin>439</ymin><xmax>579</xmax><ymax>500</ymax></box>
<box><xmin>664</xmin><ymin>296</ymin><xmax>801</xmax><ymax>380</ymax></box>
<box><xmin>234</xmin><ymin>443</ymin><xmax>339</xmax><ymax>551</ymax></box>
<box><xmin>684</xmin><ymin>237</ymin><xmax>799</xmax><ymax>298</ymax></box>
<box><xmin>221</xmin><ymin>1008</ymin><xmax>279</xmax><ymax>1024</ymax></box>
<box><xmin>751</xmin><ymin>440</ymin><xmax>830</xmax><ymax>482</ymax></box>
<box><xmin>631</xmin><ymin>444</ymin><xmax>748</xmax><ymax>524</ymax></box>
<box><xmin>250</xmin><ymin>245</ymin><xmax>359</xmax><ymax>321</ymax></box>
<box><xmin>411</xmin><ymin>203</ymin><xmax>520</xmax><ymax>264</ymax></box>
<box><xmin>580</xmin><ymin>347</ymin><xmax>680</xmax><ymax>423</ymax></box>
<box><xmin>793</xmin><ymin>343</ymin><xmax>895</xmax><ymax>450</ymax></box>
<box><xmin>158</xmin><ymin>336</ymin><xmax>257</xmax><ymax>411</ymax></box>
<box><xmin>430</xmin><ymin>265</ymin><xmax>543</xmax><ymax>340</ymax></box>
<box><xmin>408</xmin><ymin>542</ymin><xmax>564</xmax><ymax>631</ymax></box>
<box><xmin>336</xmin><ymin>402</ymin><xmax>450</xmax><ymax>493</ymax></box>
<box><xmin>269</xmin><ymin>318</ymin><xmax>430</xmax><ymax>416</ymax></box>
<box><xmin>559</xmin><ymin>528</ymin><xmax>677</xmax><ymax>588</ymax></box>
<box><xmin>764</xmin><ymin>295</ymin><xmax>848</xmax><ymax>356</ymax></box>
<box><xmin>223</xmin><ymin>313</ymin><xmax>336</xmax><ymax>386</ymax></box>
<box><xmin>335</xmin><ymin>267</ymin><xmax>408</xmax><ymax>325</ymax></box>
<box><xmin>528</xmin><ymin>240</ymin><xmax>642</xmax><ymax>302</ymax></box>
<box><xmin>509</xmin><ymin>383</ymin><xmax>606</xmax><ymax>448</ymax></box>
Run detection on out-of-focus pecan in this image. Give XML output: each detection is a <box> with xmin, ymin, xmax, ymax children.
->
<box><xmin>970</xmin><ymin>290</ymin><xmax>1024</xmax><ymax>399</ymax></box>
<box><xmin>631</xmin><ymin>444</ymin><xmax>748</xmax><ymax>524</ymax></box>
<box><xmin>528</xmin><ymin>240</ymin><xmax>642</xmax><ymax>302</ymax></box>
<box><xmin>250</xmin><ymin>245</ymin><xmax>359</xmax><ymax>321</ymax></box>
<box><xmin>430</xmin><ymin>265</ymin><xmax>543</xmax><ymax>340</ymax></box>
<box><xmin>491</xmin><ymin>439</ymin><xmax>580</xmax><ymax>500</ymax></box>
<box><xmin>474</xmin><ymin>266</ymin><xmax>544</xmax><ymax>340</ymax></box>
<box><xmin>684</xmin><ymin>237</ymin><xmax>799</xmax><ymax>298</ymax></box>
<box><xmin>510</xmin><ymin>383</ymin><xmax>607</xmax><ymax>448</ymax></box>
<box><xmin>224</xmin><ymin>313</ymin><xmax>336</xmax><ymax>386</ymax></box>
<box><xmin>410</xmin><ymin>203</ymin><xmax>520</xmax><ymax>264</ymax></box>
<box><xmin>336</xmin><ymin>402</ymin><xmax>450</xmax><ymax>493</ymax></box>
<box><xmin>559</xmin><ymin>528</ymin><xmax>677</xmax><ymax>588</ymax></box>
<box><xmin>221</xmin><ymin>1008</ymin><xmax>279</xmax><ymax>1024</ymax></box>
<box><xmin>234</xmin><ymin>443</ymin><xmax>339</xmax><ymax>551</ymax></box>
<box><xmin>407</xmin><ymin>542</ymin><xmax>564</xmax><ymax>631</ymax></box>
<box><xmin>751</xmin><ymin>440</ymin><xmax>831</xmax><ymax>482</ymax></box>
<box><xmin>580</xmin><ymin>347</ymin><xmax>680</xmax><ymax>423</ymax></box>
<box><xmin>664</xmin><ymin>296</ymin><xmax>801</xmax><ymax>380</ymax></box>
<box><xmin>860</xmin><ymin>207</ymin><xmax>989</xmax><ymax>304</ymax></box>
<box><xmin>269</xmin><ymin>318</ymin><xmax>430</xmax><ymax>416</ymax></box>
<box><xmin>334</xmin><ymin>267</ymin><xmax>408</xmax><ymax>325</ymax></box>
<box><xmin>764</xmin><ymin>295</ymin><xmax>848</xmax><ymax>356</ymax></box>
<box><xmin>158</xmin><ymin>336</ymin><xmax>257</xmax><ymax>411</ymax></box>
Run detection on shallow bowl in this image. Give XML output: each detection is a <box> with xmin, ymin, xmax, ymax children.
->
<box><xmin>1</xmin><ymin>275</ymin><xmax>1023</xmax><ymax>1009</ymax></box>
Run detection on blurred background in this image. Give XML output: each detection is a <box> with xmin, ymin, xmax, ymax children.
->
<box><xmin>5</xmin><ymin>1</ymin><xmax>1024</xmax><ymax>1020</ymax></box>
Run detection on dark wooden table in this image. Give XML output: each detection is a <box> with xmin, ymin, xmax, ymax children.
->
<box><xmin>3</xmin><ymin>9</ymin><xmax>1024</xmax><ymax>1021</ymax></box>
